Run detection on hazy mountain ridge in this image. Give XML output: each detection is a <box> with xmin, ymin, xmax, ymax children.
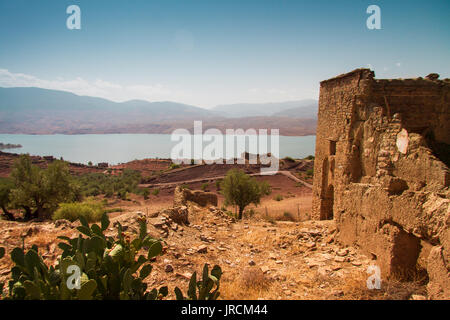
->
<box><xmin>0</xmin><ymin>87</ymin><xmax>317</xmax><ymax>136</ymax></box>
<box><xmin>0</xmin><ymin>87</ymin><xmax>215</xmax><ymax>120</ymax></box>
<box><xmin>213</xmin><ymin>99</ymin><xmax>318</xmax><ymax>118</ymax></box>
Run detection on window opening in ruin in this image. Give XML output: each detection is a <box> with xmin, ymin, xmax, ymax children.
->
<box><xmin>329</xmin><ymin>140</ymin><xmax>336</xmax><ymax>156</ymax></box>
<box><xmin>325</xmin><ymin>184</ymin><xmax>334</xmax><ymax>220</ymax></box>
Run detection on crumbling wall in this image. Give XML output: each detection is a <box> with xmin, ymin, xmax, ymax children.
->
<box><xmin>312</xmin><ymin>69</ymin><xmax>450</xmax><ymax>299</ymax></box>
<box><xmin>174</xmin><ymin>186</ymin><xmax>218</xmax><ymax>207</ymax></box>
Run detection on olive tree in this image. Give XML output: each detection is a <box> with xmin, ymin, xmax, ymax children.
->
<box><xmin>9</xmin><ymin>154</ymin><xmax>77</xmax><ymax>220</ymax></box>
<box><xmin>220</xmin><ymin>169</ymin><xmax>271</xmax><ymax>219</ymax></box>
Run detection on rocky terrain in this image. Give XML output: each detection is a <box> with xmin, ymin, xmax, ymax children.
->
<box><xmin>0</xmin><ymin>185</ymin><xmax>428</xmax><ymax>300</ymax></box>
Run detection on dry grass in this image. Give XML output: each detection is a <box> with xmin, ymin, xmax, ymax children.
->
<box><xmin>27</xmin><ymin>233</ymin><xmax>59</xmax><ymax>249</ymax></box>
<box><xmin>242</xmin><ymin>195</ymin><xmax>313</xmax><ymax>222</ymax></box>
<box><xmin>324</xmin><ymin>270</ymin><xmax>428</xmax><ymax>300</ymax></box>
<box><xmin>240</xmin><ymin>267</ymin><xmax>271</xmax><ymax>289</ymax></box>
<box><xmin>221</xmin><ymin>267</ymin><xmax>272</xmax><ymax>300</ymax></box>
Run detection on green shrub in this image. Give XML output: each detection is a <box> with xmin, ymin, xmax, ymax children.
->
<box><xmin>304</xmin><ymin>155</ymin><xmax>315</xmax><ymax>160</ymax></box>
<box><xmin>201</xmin><ymin>183</ymin><xmax>209</xmax><ymax>191</ymax></box>
<box><xmin>152</xmin><ymin>188</ymin><xmax>160</xmax><ymax>196</ymax></box>
<box><xmin>142</xmin><ymin>189</ymin><xmax>150</xmax><ymax>200</ymax></box>
<box><xmin>169</xmin><ymin>163</ymin><xmax>181</xmax><ymax>170</ymax></box>
<box><xmin>76</xmin><ymin>169</ymin><xmax>142</xmax><ymax>199</ymax></box>
<box><xmin>306</xmin><ymin>169</ymin><xmax>314</xmax><ymax>177</ymax></box>
<box><xmin>117</xmin><ymin>190</ymin><xmax>128</xmax><ymax>201</ymax></box>
<box><xmin>281</xmin><ymin>211</ymin><xmax>295</xmax><ymax>221</ymax></box>
<box><xmin>244</xmin><ymin>208</ymin><xmax>256</xmax><ymax>219</ymax></box>
<box><xmin>52</xmin><ymin>200</ymin><xmax>105</xmax><ymax>222</ymax></box>
<box><xmin>274</xmin><ymin>194</ymin><xmax>284</xmax><ymax>201</ymax></box>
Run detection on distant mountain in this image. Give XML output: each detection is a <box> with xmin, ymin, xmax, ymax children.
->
<box><xmin>212</xmin><ymin>99</ymin><xmax>318</xmax><ymax>118</ymax></box>
<box><xmin>0</xmin><ymin>87</ymin><xmax>217</xmax><ymax>134</ymax></box>
<box><xmin>0</xmin><ymin>87</ymin><xmax>317</xmax><ymax>136</ymax></box>
<box><xmin>272</xmin><ymin>106</ymin><xmax>318</xmax><ymax>119</ymax></box>
<box><xmin>0</xmin><ymin>87</ymin><xmax>214</xmax><ymax>120</ymax></box>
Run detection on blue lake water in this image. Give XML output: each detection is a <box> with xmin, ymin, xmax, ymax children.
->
<box><xmin>0</xmin><ymin>134</ymin><xmax>316</xmax><ymax>165</ymax></box>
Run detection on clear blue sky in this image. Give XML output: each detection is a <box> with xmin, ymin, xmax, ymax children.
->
<box><xmin>0</xmin><ymin>0</ymin><xmax>449</xmax><ymax>107</ymax></box>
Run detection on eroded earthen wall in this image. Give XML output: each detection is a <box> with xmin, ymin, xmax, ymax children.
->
<box><xmin>312</xmin><ymin>69</ymin><xmax>450</xmax><ymax>299</ymax></box>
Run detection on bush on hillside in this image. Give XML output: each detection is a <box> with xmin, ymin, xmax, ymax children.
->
<box><xmin>52</xmin><ymin>200</ymin><xmax>105</xmax><ymax>222</ymax></box>
<box><xmin>76</xmin><ymin>169</ymin><xmax>142</xmax><ymax>198</ymax></box>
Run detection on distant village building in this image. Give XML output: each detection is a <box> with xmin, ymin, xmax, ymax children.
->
<box><xmin>97</xmin><ymin>162</ymin><xmax>109</xmax><ymax>168</ymax></box>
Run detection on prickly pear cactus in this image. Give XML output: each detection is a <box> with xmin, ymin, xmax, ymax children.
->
<box><xmin>3</xmin><ymin>213</ymin><xmax>221</xmax><ymax>300</ymax></box>
<box><xmin>174</xmin><ymin>264</ymin><xmax>222</xmax><ymax>300</ymax></box>
<box><xmin>4</xmin><ymin>214</ymin><xmax>168</xmax><ymax>300</ymax></box>
<box><xmin>0</xmin><ymin>246</ymin><xmax>4</xmax><ymax>297</ymax></box>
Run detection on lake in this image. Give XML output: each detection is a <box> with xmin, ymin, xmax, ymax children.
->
<box><xmin>0</xmin><ymin>134</ymin><xmax>316</xmax><ymax>165</ymax></box>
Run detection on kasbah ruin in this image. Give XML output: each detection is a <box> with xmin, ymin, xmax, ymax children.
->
<box><xmin>312</xmin><ymin>68</ymin><xmax>449</xmax><ymax>299</ymax></box>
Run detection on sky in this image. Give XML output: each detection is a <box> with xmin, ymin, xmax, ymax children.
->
<box><xmin>0</xmin><ymin>0</ymin><xmax>449</xmax><ymax>108</ymax></box>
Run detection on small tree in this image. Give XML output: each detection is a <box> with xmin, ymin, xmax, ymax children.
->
<box><xmin>142</xmin><ymin>188</ymin><xmax>150</xmax><ymax>200</ymax></box>
<box><xmin>0</xmin><ymin>178</ymin><xmax>14</xmax><ymax>220</ymax></box>
<box><xmin>9</xmin><ymin>155</ymin><xmax>77</xmax><ymax>220</ymax></box>
<box><xmin>220</xmin><ymin>169</ymin><xmax>271</xmax><ymax>219</ymax></box>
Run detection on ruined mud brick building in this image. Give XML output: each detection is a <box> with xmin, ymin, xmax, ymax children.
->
<box><xmin>312</xmin><ymin>69</ymin><xmax>449</xmax><ymax>298</ymax></box>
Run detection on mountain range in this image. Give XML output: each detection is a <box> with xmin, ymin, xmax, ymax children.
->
<box><xmin>0</xmin><ymin>87</ymin><xmax>317</xmax><ymax>136</ymax></box>
<box><xmin>213</xmin><ymin>99</ymin><xmax>318</xmax><ymax>118</ymax></box>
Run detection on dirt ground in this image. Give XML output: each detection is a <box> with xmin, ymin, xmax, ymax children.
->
<box><xmin>0</xmin><ymin>156</ymin><xmax>427</xmax><ymax>300</ymax></box>
<box><xmin>0</xmin><ymin>181</ymin><xmax>426</xmax><ymax>300</ymax></box>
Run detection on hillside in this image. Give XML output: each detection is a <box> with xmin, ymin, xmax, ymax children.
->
<box><xmin>272</xmin><ymin>106</ymin><xmax>318</xmax><ymax>119</ymax></box>
<box><xmin>0</xmin><ymin>87</ymin><xmax>215</xmax><ymax>133</ymax></box>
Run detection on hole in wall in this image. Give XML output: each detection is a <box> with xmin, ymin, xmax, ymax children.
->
<box><xmin>329</xmin><ymin>140</ymin><xmax>336</xmax><ymax>156</ymax></box>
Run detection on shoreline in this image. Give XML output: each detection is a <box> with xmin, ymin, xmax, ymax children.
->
<box><xmin>0</xmin><ymin>132</ymin><xmax>316</xmax><ymax>137</ymax></box>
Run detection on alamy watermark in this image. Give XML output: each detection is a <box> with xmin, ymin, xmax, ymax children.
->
<box><xmin>66</xmin><ymin>265</ymin><xmax>81</xmax><ymax>290</ymax></box>
<box><xmin>170</xmin><ymin>121</ymin><xmax>280</xmax><ymax>175</ymax></box>
<box><xmin>66</xmin><ymin>5</ymin><xmax>81</xmax><ymax>30</ymax></box>
<box><xmin>66</xmin><ymin>5</ymin><xmax>381</xmax><ymax>31</ymax></box>
<box><xmin>367</xmin><ymin>5</ymin><xmax>381</xmax><ymax>30</ymax></box>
